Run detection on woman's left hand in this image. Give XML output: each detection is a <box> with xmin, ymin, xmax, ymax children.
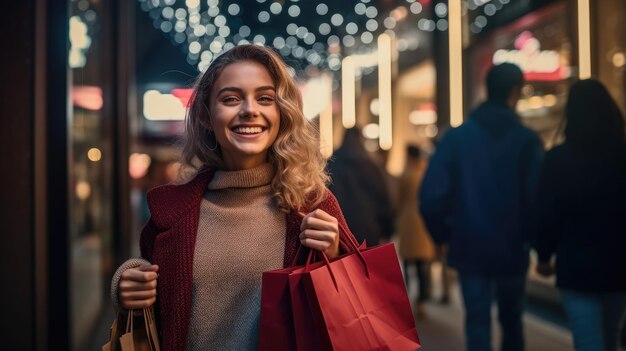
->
<box><xmin>299</xmin><ymin>209</ymin><xmax>340</xmax><ymax>259</ymax></box>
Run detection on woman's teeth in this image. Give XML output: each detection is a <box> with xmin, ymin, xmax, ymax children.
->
<box><xmin>232</xmin><ymin>126</ymin><xmax>264</xmax><ymax>134</ymax></box>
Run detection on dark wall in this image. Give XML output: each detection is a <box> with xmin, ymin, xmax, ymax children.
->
<box><xmin>0</xmin><ymin>1</ymin><xmax>70</xmax><ymax>350</ymax></box>
<box><xmin>0</xmin><ymin>1</ymin><xmax>37</xmax><ymax>348</ymax></box>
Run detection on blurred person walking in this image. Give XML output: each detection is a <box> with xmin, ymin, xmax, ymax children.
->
<box><xmin>108</xmin><ymin>45</ymin><xmax>358</xmax><ymax>350</ymax></box>
<box><xmin>420</xmin><ymin>63</ymin><xmax>544</xmax><ymax>351</ymax></box>
<box><xmin>396</xmin><ymin>145</ymin><xmax>436</xmax><ymax>317</ymax></box>
<box><xmin>327</xmin><ymin>127</ymin><xmax>395</xmax><ymax>246</ymax></box>
<box><xmin>534</xmin><ymin>79</ymin><xmax>626</xmax><ymax>351</ymax></box>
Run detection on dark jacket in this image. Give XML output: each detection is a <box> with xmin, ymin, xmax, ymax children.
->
<box><xmin>327</xmin><ymin>137</ymin><xmax>395</xmax><ymax>246</ymax></box>
<box><xmin>140</xmin><ymin>168</ymin><xmax>358</xmax><ymax>351</ymax></box>
<box><xmin>534</xmin><ymin>143</ymin><xmax>626</xmax><ymax>292</ymax></box>
<box><xmin>420</xmin><ymin>101</ymin><xmax>544</xmax><ymax>276</ymax></box>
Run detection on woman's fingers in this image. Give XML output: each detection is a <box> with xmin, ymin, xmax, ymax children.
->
<box><xmin>121</xmin><ymin>297</ymin><xmax>157</xmax><ymax>310</ymax></box>
<box><xmin>301</xmin><ymin>209</ymin><xmax>337</xmax><ymax>223</ymax></box>
<box><xmin>300</xmin><ymin>229</ymin><xmax>335</xmax><ymax>242</ymax></box>
<box><xmin>300</xmin><ymin>209</ymin><xmax>338</xmax><ymax>231</ymax></box>
<box><xmin>300</xmin><ymin>216</ymin><xmax>337</xmax><ymax>233</ymax></box>
<box><xmin>300</xmin><ymin>228</ymin><xmax>336</xmax><ymax>250</ymax></box>
<box><xmin>138</xmin><ymin>263</ymin><xmax>159</xmax><ymax>272</ymax></box>
<box><xmin>120</xmin><ymin>277</ymin><xmax>157</xmax><ymax>291</ymax></box>
<box><xmin>310</xmin><ymin>209</ymin><xmax>338</xmax><ymax>223</ymax></box>
<box><xmin>299</xmin><ymin>209</ymin><xmax>341</xmax><ymax>257</ymax></box>
<box><xmin>300</xmin><ymin>237</ymin><xmax>332</xmax><ymax>251</ymax></box>
<box><xmin>119</xmin><ymin>285</ymin><xmax>156</xmax><ymax>309</ymax></box>
<box><xmin>122</xmin><ymin>267</ymin><xmax>158</xmax><ymax>283</ymax></box>
<box><xmin>119</xmin><ymin>267</ymin><xmax>158</xmax><ymax>309</ymax></box>
<box><xmin>119</xmin><ymin>289</ymin><xmax>157</xmax><ymax>301</ymax></box>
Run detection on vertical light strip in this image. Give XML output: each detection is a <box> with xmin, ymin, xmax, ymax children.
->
<box><xmin>577</xmin><ymin>0</ymin><xmax>591</xmax><ymax>79</ymax></box>
<box><xmin>448</xmin><ymin>0</ymin><xmax>463</xmax><ymax>127</ymax></box>
<box><xmin>341</xmin><ymin>56</ymin><xmax>356</xmax><ymax>128</ymax></box>
<box><xmin>320</xmin><ymin>73</ymin><xmax>334</xmax><ymax>158</ymax></box>
<box><xmin>378</xmin><ymin>33</ymin><xmax>393</xmax><ymax>150</ymax></box>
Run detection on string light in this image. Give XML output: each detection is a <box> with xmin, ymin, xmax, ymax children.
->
<box><xmin>137</xmin><ymin>0</ymin><xmax>513</xmax><ymax>71</ymax></box>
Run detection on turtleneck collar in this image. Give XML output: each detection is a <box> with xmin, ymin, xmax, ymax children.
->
<box><xmin>208</xmin><ymin>163</ymin><xmax>275</xmax><ymax>190</ymax></box>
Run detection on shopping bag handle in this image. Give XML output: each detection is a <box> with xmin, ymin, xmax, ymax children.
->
<box><xmin>143</xmin><ymin>308</ymin><xmax>152</xmax><ymax>350</ymax></box>
<box><xmin>289</xmin><ymin>244</ymin><xmax>304</xmax><ymax>267</ymax></box>
<box><xmin>126</xmin><ymin>309</ymin><xmax>134</xmax><ymax>334</ymax></box>
<box><xmin>295</xmin><ymin>211</ymin><xmax>371</xmax><ymax>292</ymax></box>
<box><xmin>337</xmin><ymin>220</ymin><xmax>370</xmax><ymax>280</ymax></box>
<box><xmin>339</xmin><ymin>220</ymin><xmax>362</xmax><ymax>251</ymax></box>
<box><xmin>311</xmin><ymin>219</ymin><xmax>372</xmax><ymax>292</ymax></box>
<box><xmin>143</xmin><ymin>307</ymin><xmax>160</xmax><ymax>351</ymax></box>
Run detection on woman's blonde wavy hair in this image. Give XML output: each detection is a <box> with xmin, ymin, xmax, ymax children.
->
<box><xmin>181</xmin><ymin>44</ymin><xmax>329</xmax><ymax>212</ymax></box>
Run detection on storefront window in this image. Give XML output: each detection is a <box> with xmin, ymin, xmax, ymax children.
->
<box><xmin>68</xmin><ymin>0</ymin><xmax>113</xmax><ymax>349</ymax></box>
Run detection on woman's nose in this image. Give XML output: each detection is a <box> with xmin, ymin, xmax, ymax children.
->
<box><xmin>240</xmin><ymin>99</ymin><xmax>260</xmax><ymax>117</ymax></box>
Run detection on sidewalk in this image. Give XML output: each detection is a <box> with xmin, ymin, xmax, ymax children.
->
<box><xmin>412</xmin><ymin>263</ymin><xmax>574</xmax><ymax>351</ymax></box>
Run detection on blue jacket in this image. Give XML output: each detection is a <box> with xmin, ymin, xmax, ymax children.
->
<box><xmin>420</xmin><ymin>102</ymin><xmax>544</xmax><ymax>276</ymax></box>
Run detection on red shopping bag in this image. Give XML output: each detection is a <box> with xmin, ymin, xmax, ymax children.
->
<box><xmin>289</xmin><ymin>260</ymin><xmax>325</xmax><ymax>351</ymax></box>
<box><xmin>302</xmin><ymin>223</ymin><xmax>421</xmax><ymax>350</ymax></box>
<box><xmin>289</xmin><ymin>241</ymin><xmax>368</xmax><ymax>351</ymax></box>
<box><xmin>259</xmin><ymin>248</ymin><xmax>325</xmax><ymax>351</ymax></box>
<box><xmin>258</xmin><ymin>264</ymin><xmax>299</xmax><ymax>351</ymax></box>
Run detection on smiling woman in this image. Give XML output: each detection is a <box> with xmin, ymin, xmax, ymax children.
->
<box><xmin>182</xmin><ymin>45</ymin><xmax>327</xmax><ymax>212</ymax></box>
<box><xmin>208</xmin><ymin>61</ymin><xmax>280</xmax><ymax>171</ymax></box>
<box><xmin>109</xmin><ymin>45</ymin><xmax>359</xmax><ymax>351</ymax></box>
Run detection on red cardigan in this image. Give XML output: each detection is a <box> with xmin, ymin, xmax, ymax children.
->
<box><xmin>140</xmin><ymin>168</ymin><xmax>357</xmax><ymax>351</ymax></box>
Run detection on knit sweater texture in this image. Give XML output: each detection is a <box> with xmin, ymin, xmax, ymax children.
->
<box><xmin>186</xmin><ymin>163</ymin><xmax>284</xmax><ymax>350</ymax></box>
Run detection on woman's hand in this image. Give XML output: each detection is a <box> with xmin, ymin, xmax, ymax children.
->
<box><xmin>299</xmin><ymin>209</ymin><xmax>340</xmax><ymax>259</ymax></box>
<box><xmin>119</xmin><ymin>263</ymin><xmax>159</xmax><ymax>310</ymax></box>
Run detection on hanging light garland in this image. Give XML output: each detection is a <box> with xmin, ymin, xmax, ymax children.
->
<box><xmin>466</xmin><ymin>0</ymin><xmax>511</xmax><ymax>34</ymax></box>
<box><xmin>138</xmin><ymin>0</ymin><xmax>510</xmax><ymax>72</ymax></box>
<box><xmin>140</xmin><ymin>0</ymin><xmax>414</xmax><ymax>71</ymax></box>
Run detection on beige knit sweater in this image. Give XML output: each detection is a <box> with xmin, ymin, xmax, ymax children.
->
<box><xmin>186</xmin><ymin>163</ymin><xmax>285</xmax><ymax>350</ymax></box>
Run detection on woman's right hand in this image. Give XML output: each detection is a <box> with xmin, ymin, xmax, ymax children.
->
<box><xmin>119</xmin><ymin>263</ymin><xmax>159</xmax><ymax>309</ymax></box>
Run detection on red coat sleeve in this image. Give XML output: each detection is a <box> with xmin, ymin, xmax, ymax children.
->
<box><xmin>322</xmin><ymin>189</ymin><xmax>360</xmax><ymax>253</ymax></box>
<box><xmin>140</xmin><ymin>218</ymin><xmax>159</xmax><ymax>262</ymax></box>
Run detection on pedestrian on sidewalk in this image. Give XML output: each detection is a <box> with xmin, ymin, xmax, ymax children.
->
<box><xmin>396</xmin><ymin>145</ymin><xmax>435</xmax><ymax>317</ymax></box>
<box><xmin>420</xmin><ymin>63</ymin><xmax>545</xmax><ymax>351</ymax></box>
<box><xmin>534</xmin><ymin>79</ymin><xmax>626</xmax><ymax>351</ymax></box>
<box><xmin>327</xmin><ymin>127</ymin><xmax>396</xmax><ymax>246</ymax></box>
<box><xmin>108</xmin><ymin>45</ymin><xmax>358</xmax><ymax>350</ymax></box>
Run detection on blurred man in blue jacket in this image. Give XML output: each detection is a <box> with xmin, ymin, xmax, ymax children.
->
<box><xmin>420</xmin><ymin>63</ymin><xmax>544</xmax><ymax>351</ymax></box>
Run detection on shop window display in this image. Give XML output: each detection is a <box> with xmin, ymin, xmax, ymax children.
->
<box><xmin>68</xmin><ymin>0</ymin><xmax>113</xmax><ymax>349</ymax></box>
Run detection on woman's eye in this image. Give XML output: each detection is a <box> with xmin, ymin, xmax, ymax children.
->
<box><xmin>258</xmin><ymin>96</ymin><xmax>275</xmax><ymax>102</ymax></box>
<box><xmin>222</xmin><ymin>96</ymin><xmax>239</xmax><ymax>103</ymax></box>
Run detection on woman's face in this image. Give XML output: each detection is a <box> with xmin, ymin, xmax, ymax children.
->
<box><xmin>209</xmin><ymin>61</ymin><xmax>281</xmax><ymax>170</ymax></box>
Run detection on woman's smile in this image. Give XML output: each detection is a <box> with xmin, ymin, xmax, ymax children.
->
<box><xmin>230</xmin><ymin>124</ymin><xmax>268</xmax><ymax>137</ymax></box>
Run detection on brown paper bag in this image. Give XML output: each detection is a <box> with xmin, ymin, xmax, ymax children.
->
<box><xmin>102</xmin><ymin>313</ymin><xmax>121</xmax><ymax>351</ymax></box>
<box><xmin>102</xmin><ymin>307</ymin><xmax>160</xmax><ymax>351</ymax></box>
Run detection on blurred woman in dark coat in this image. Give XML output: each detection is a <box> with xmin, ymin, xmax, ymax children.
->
<box><xmin>327</xmin><ymin>127</ymin><xmax>395</xmax><ymax>246</ymax></box>
<box><xmin>396</xmin><ymin>146</ymin><xmax>435</xmax><ymax>315</ymax></box>
<box><xmin>534</xmin><ymin>79</ymin><xmax>626</xmax><ymax>351</ymax></box>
